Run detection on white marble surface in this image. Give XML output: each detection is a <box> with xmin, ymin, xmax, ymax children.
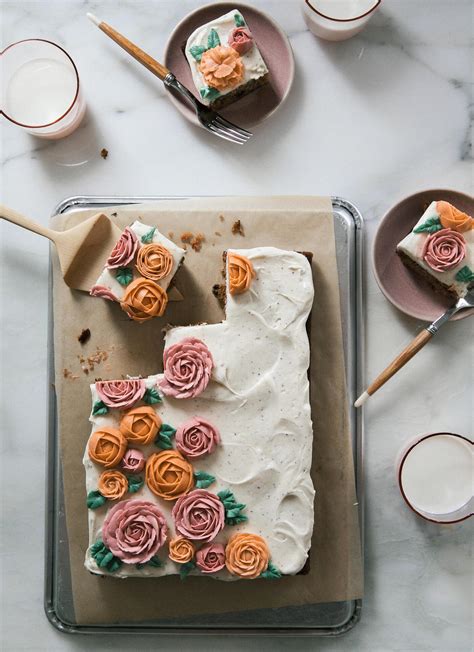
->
<box><xmin>1</xmin><ymin>1</ymin><xmax>472</xmax><ymax>650</ymax></box>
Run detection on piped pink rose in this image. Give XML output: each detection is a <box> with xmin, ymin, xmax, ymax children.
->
<box><xmin>228</xmin><ymin>27</ymin><xmax>254</xmax><ymax>55</ymax></box>
<box><xmin>172</xmin><ymin>489</ymin><xmax>225</xmax><ymax>543</ymax></box>
<box><xmin>176</xmin><ymin>417</ymin><xmax>220</xmax><ymax>459</ymax></box>
<box><xmin>159</xmin><ymin>337</ymin><xmax>213</xmax><ymax>399</ymax></box>
<box><xmin>102</xmin><ymin>499</ymin><xmax>168</xmax><ymax>564</ymax></box>
<box><xmin>90</xmin><ymin>285</ymin><xmax>117</xmax><ymax>301</ymax></box>
<box><xmin>422</xmin><ymin>228</ymin><xmax>466</xmax><ymax>272</ymax></box>
<box><xmin>121</xmin><ymin>448</ymin><xmax>145</xmax><ymax>473</ymax></box>
<box><xmin>196</xmin><ymin>542</ymin><xmax>226</xmax><ymax>574</ymax></box>
<box><xmin>106</xmin><ymin>227</ymin><xmax>138</xmax><ymax>269</ymax></box>
<box><xmin>96</xmin><ymin>379</ymin><xmax>146</xmax><ymax>409</ymax></box>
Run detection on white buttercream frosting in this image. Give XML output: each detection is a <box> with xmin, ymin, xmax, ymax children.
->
<box><xmin>396</xmin><ymin>201</ymin><xmax>473</xmax><ymax>297</ymax></box>
<box><xmin>93</xmin><ymin>220</ymin><xmax>186</xmax><ymax>300</ymax></box>
<box><xmin>184</xmin><ymin>9</ymin><xmax>269</xmax><ymax>105</ymax></box>
<box><xmin>84</xmin><ymin>247</ymin><xmax>315</xmax><ymax>578</ymax></box>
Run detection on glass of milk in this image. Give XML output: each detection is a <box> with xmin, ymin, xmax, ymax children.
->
<box><xmin>398</xmin><ymin>433</ymin><xmax>473</xmax><ymax>524</ymax></box>
<box><xmin>303</xmin><ymin>0</ymin><xmax>382</xmax><ymax>41</ymax></box>
<box><xmin>1</xmin><ymin>39</ymin><xmax>86</xmax><ymax>138</ymax></box>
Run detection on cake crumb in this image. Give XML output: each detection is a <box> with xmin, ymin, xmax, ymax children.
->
<box><xmin>78</xmin><ymin>328</ymin><xmax>91</xmax><ymax>345</ymax></box>
<box><xmin>192</xmin><ymin>233</ymin><xmax>205</xmax><ymax>252</ymax></box>
<box><xmin>232</xmin><ymin>219</ymin><xmax>245</xmax><ymax>236</ymax></box>
<box><xmin>63</xmin><ymin>368</ymin><xmax>79</xmax><ymax>380</ymax></box>
<box><xmin>215</xmin><ymin>231</ymin><xmax>221</xmax><ymax>236</ymax></box>
<box><xmin>219</xmin><ymin>214</ymin><xmax>225</xmax><ymax>222</ymax></box>
<box><xmin>111</xmin><ymin>212</ymin><xmax>118</xmax><ymax>217</ymax></box>
<box><xmin>181</xmin><ymin>231</ymin><xmax>193</xmax><ymax>244</ymax></box>
<box><xmin>100</xmin><ymin>148</ymin><xmax>108</xmax><ymax>159</ymax></box>
<box><xmin>168</xmin><ymin>231</ymin><xmax>174</xmax><ymax>239</ymax></box>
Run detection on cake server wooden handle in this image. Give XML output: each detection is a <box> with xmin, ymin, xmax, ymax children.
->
<box><xmin>355</xmin><ymin>329</ymin><xmax>433</xmax><ymax>407</ymax></box>
<box><xmin>87</xmin><ymin>13</ymin><xmax>170</xmax><ymax>81</ymax></box>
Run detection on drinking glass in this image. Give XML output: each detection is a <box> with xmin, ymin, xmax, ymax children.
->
<box><xmin>1</xmin><ymin>39</ymin><xmax>86</xmax><ymax>138</ymax></box>
<box><xmin>397</xmin><ymin>433</ymin><xmax>473</xmax><ymax>524</ymax></box>
<box><xmin>303</xmin><ymin>0</ymin><xmax>381</xmax><ymax>41</ymax></box>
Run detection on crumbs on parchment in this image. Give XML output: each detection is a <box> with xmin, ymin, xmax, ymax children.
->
<box><xmin>78</xmin><ymin>348</ymin><xmax>109</xmax><ymax>375</ymax></box>
<box><xmin>231</xmin><ymin>219</ymin><xmax>244</xmax><ymax>236</ymax></box>
<box><xmin>78</xmin><ymin>328</ymin><xmax>91</xmax><ymax>345</ymax></box>
<box><xmin>111</xmin><ymin>212</ymin><xmax>118</xmax><ymax>217</ymax></box>
<box><xmin>219</xmin><ymin>214</ymin><xmax>225</xmax><ymax>222</ymax></box>
<box><xmin>63</xmin><ymin>368</ymin><xmax>79</xmax><ymax>380</ymax></box>
<box><xmin>181</xmin><ymin>231</ymin><xmax>205</xmax><ymax>252</ymax></box>
<box><xmin>168</xmin><ymin>231</ymin><xmax>174</xmax><ymax>239</ymax></box>
<box><xmin>100</xmin><ymin>148</ymin><xmax>108</xmax><ymax>159</ymax></box>
<box><xmin>214</xmin><ymin>231</ymin><xmax>222</xmax><ymax>237</ymax></box>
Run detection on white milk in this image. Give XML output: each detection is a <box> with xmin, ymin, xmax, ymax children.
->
<box><xmin>303</xmin><ymin>0</ymin><xmax>380</xmax><ymax>41</ymax></box>
<box><xmin>5</xmin><ymin>58</ymin><xmax>77</xmax><ymax>125</ymax></box>
<box><xmin>401</xmin><ymin>435</ymin><xmax>473</xmax><ymax>515</ymax></box>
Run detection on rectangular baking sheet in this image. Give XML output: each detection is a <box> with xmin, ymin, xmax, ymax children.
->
<box><xmin>45</xmin><ymin>195</ymin><xmax>364</xmax><ymax>636</ymax></box>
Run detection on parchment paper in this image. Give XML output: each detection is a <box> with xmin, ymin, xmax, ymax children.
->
<box><xmin>51</xmin><ymin>196</ymin><xmax>363</xmax><ymax>625</ymax></box>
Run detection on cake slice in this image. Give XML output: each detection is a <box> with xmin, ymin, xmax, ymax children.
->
<box><xmin>90</xmin><ymin>221</ymin><xmax>186</xmax><ymax>322</ymax></box>
<box><xmin>396</xmin><ymin>201</ymin><xmax>473</xmax><ymax>299</ymax></box>
<box><xmin>184</xmin><ymin>9</ymin><xmax>269</xmax><ymax>110</ymax></box>
<box><xmin>84</xmin><ymin>247</ymin><xmax>315</xmax><ymax>579</ymax></box>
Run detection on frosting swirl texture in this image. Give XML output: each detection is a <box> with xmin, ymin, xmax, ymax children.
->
<box><xmin>228</xmin><ymin>253</ymin><xmax>255</xmax><ymax>295</ymax></box>
<box><xmin>228</xmin><ymin>27</ymin><xmax>253</xmax><ymax>55</ymax></box>
<box><xmin>98</xmin><ymin>470</ymin><xmax>128</xmax><ymax>500</ymax></box>
<box><xmin>102</xmin><ymin>499</ymin><xmax>168</xmax><ymax>564</ymax></box>
<box><xmin>160</xmin><ymin>337</ymin><xmax>213</xmax><ymax>399</ymax></box>
<box><xmin>145</xmin><ymin>450</ymin><xmax>194</xmax><ymax>500</ymax></box>
<box><xmin>225</xmin><ymin>533</ymin><xmax>270</xmax><ymax>579</ymax></box>
<box><xmin>172</xmin><ymin>489</ymin><xmax>225</xmax><ymax>542</ymax></box>
<box><xmin>120</xmin><ymin>278</ymin><xmax>168</xmax><ymax>322</ymax></box>
<box><xmin>437</xmin><ymin>201</ymin><xmax>473</xmax><ymax>233</ymax></box>
<box><xmin>121</xmin><ymin>448</ymin><xmax>145</xmax><ymax>473</ymax></box>
<box><xmin>136</xmin><ymin>243</ymin><xmax>173</xmax><ymax>281</ymax></box>
<box><xmin>106</xmin><ymin>227</ymin><xmax>138</xmax><ymax>269</ymax></box>
<box><xmin>196</xmin><ymin>542</ymin><xmax>226</xmax><ymax>574</ymax></box>
<box><xmin>168</xmin><ymin>536</ymin><xmax>195</xmax><ymax>564</ymax></box>
<box><xmin>96</xmin><ymin>379</ymin><xmax>146</xmax><ymax>410</ymax></box>
<box><xmin>88</xmin><ymin>427</ymin><xmax>127</xmax><ymax>468</ymax></box>
<box><xmin>199</xmin><ymin>46</ymin><xmax>244</xmax><ymax>92</ymax></box>
<box><xmin>175</xmin><ymin>417</ymin><xmax>220</xmax><ymax>459</ymax></box>
<box><xmin>90</xmin><ymin>285</ymin><xmax>116</xmax><ymax>301</ymax></box>
<box><xmin>422</xmin><ymin>228</ymin><xmax>466</xmax><ymax>272</ymax></box>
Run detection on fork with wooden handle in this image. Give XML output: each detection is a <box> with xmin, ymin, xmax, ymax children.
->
<box><xmin>355</xmin><ymin>289</ymin><xmax>474</xmax><ymax>407</ymax></box>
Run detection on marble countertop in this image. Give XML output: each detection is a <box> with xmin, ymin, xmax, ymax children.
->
<box><xmin>1</xmin><ymin>1</ymin><xmax>472</xmax><ymax>650</ymax></box>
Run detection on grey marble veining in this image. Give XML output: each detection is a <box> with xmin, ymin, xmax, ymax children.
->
<box><xmin>0</xmin><ymin>1</ymin><xmax>472</xmax><ymax>650</ymax></box>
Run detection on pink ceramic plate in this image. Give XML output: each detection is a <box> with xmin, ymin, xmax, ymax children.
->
<box><xmin>163</xmin><ymin>2</ymin><xmax>294</xmax><ymax>128</ymax></box>
<box><xmin>373</xmin><ymin>189</ymin><xmax>474</xmax><ymax>322</ymax></box>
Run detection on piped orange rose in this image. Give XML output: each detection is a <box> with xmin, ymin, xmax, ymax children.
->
<box><xmin>228</xmin><ymin>253</ymin><xmax>255</xmax><ymax>295</ymax></box>
<box><xmin>168</xmin><ymin>536</ymin><xmax>195</xmax><ymax>564</ymax></box>
<box><xmin>98</xmin><ymin>470</ymin><xmax>128</xmax><ymax>500</ymax></box>
<box><xmin>199</xmin><ymin>46</ymin><xmax>244</xmax><ymax>92</ymax></box>
<box><xmin>88</xmin><ymin>427</ymin><xmax>127</xmax><ymax>468</ymax></box>
<box><xmin>437</xmin><ymin>201</ymin><xmax>473</xmax><ymax>233</ymax></box>
<box><xmin>120</xmin><ymin>278</ymin><xmax>168</xmax><ymax>322</ymax></box>
<box><xmin>225</xmin><ymin>533</ymin><xmax>270</xmax><ymax>579</ymax></box>
<box><xmin>120</xmin><ymin>405</ymin><xmax>161</xmax><ymax>445</ymax></box>
<box><xmin>145</xmin><ymin>450</ymin><xmax>194</xmax><ymax>500</ymax></box>
<box><xmin>136</xmin><ymin>244</ymin><xmax>173</xmax><ymax>281</ymax></box>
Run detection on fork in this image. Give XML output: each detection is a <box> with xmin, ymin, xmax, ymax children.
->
<box><xmin>87</xmin><ymin>13</ymin><xmax>252</xmax><ymax>145</ymax></box>
<box><xmin>355</xmin><ymin>289</ymin><xmax>474</xmax><ymax>407</ymax></box>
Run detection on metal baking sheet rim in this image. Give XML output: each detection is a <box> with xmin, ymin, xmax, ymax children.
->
<box><xmin>45</xmin><ymin>195</ymin><xmax>365</xmax><ymax>636</ymax></box>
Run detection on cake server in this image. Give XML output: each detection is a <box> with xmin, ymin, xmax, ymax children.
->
<box><xmin>0</xmin><ymin>204</ymin><xmax>123</xmax><ymax>292</ymax></box>
<box><xmin>86</xmin><ymin>13</ymin><xmax>252</xmax><ymax>145</ymax></box>
<box><xmin>355</xmin><ymin>289</ymin><xmax>474</xmax><ymax>407</ymax></box>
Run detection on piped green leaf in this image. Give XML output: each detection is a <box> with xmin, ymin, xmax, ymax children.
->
<box><xmin>143</xmin><ymin>387</ymin><xmax>162</xmax><ymax>405</ymax></box>
<box><xmin>90</xmin><ymin>539</ymin><xmax>122</xmax><ymax>572</ymax></box>
<box><xmin>455</xmin><ymin>265</ymin><xmax>474</xmax><ymax>283</ymax></box>
<box><xmin>217</xmin><ymin>489</ymin><xmax>248</xmax><ymax>526</ymax></box>
<box><xmin>260</xmin><ymin>561</ymin><xmax>282</xmax><ymax>580</ymax></box>
<box><xmin>141</xmin><ymin>227</ymin><xmax>156</xmax><ymax>244</ymax></box>
<box><xmin>179</xmin><ymin>560</ymin><xmax>196</xmax><ymax>580</ymax></box>
<box><xmin>207</xmin><ymin>28</ymin><xmax>221</xmax><ymax>49</ymax></box>
<box><xmin>234</xmin><ymin>13</ymin><xmax>245</xmax><ymax>27</ymax></box>
<box><xmin>154</xmin><ymin>423</ymin><xmax>176</xmax><ymax>449</ymax></box>
<box><xmin>127</xmin><ymin>475</ymin><xmax>144</xmax><ymax>494</ymax></box>
<box><xmin>194</xmin><ymin>470</ymin><xmax>216</xmax><ymax>489</ymax></box>
<box><xmin>190</xmin><ymin>45</ymin><xmax>207</xmax><ymax>62</ymax></box>
<box><xmin>92</xmin><ymin>400</ymin><xmax>109</xmax><ymax>416</ymax></box>
<box><xmin>413</xmin><ymin>215</ymin><xmax>442</xmax><ymax>234</ymax></box>
<box><xmin>86</xmin><ymin>490</ymin><xmax>107</xmax><ymax>510</ymax></box>
<box><xmin>136</xmin><ymin>555</ymin><xmax>163</xmax><ymax>570</ymax></box>
<box><xmin>200</xmin><ymin>87</ymin><xmax>220</xmax><ymax>102</ymax></box>
<box><xmin>115</xmin><ymin>267</ymin><xmax>133</xmax><ymax>286</ymax></box>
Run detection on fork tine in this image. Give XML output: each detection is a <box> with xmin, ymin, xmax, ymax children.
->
<box><xmin>212</xmin><ymin>117</ymin><xmax>251</xmax><ymax>141</ymax></box>
<box><xmin>207</xmin><ymin>123</ymin><xmax>246</xmax><ymax>145</ymax></box>
<box><xmin>213</xmin><ymin>115</ymin><xmax>252</xmax><ymax>138</ymax></box>
<box><xmin>210</xmin><ymin>120</ymin><xmax>248</xmax><ymax>144</ymax></box>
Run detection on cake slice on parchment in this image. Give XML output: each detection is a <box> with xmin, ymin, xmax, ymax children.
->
<box><xmin>396</xmin><ymin>200</ymin><xmax>473</xmax><ymax>299</ymax></box>
<box><xmin>184</xmin><ymin>9</ymin><xmax>269</xmax><ymax>110</ymax></box>
<box><xmin>84</xmin><ymin>247</ymin><xmax>315</xmax><ymax>580</ymax></box>
<box><xmin>90</xmin><ymin>221</ymin><xmax>186</xmax><ymax>322</ymax></box>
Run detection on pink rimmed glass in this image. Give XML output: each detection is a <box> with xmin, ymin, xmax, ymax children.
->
<box><xmin>397</xmin><ymin>433</ymin><xmax>473</xmax><ymax>524</ymax></box>
<box><xmin>303</xmin><ymin>0</ymin><xmax>382</xmax><ymax>41</ymax></box>
<box><xmin>1</xmin><ymin>39</ymin><xmax>86</xmax><ymax>139</ymax></box>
